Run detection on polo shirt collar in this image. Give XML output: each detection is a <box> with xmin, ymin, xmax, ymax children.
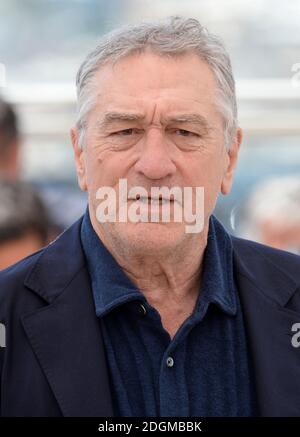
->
<box><xmin>80</xmin><ymin>210</ymin><xmax>143</xmax><ymax>317</ymax></box>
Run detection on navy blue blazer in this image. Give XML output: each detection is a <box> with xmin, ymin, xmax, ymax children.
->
<box><xmin>0</xmin><ymin>216</ymin><xmax>300</xmax><ymax>417</ymax></box>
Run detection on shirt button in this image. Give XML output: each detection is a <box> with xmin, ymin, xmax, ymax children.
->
<box><xmin>138</xmin><ymin>303</ymin><xmax>147</xmax><ymax>316</ymax></box>
<box><xmin>166</xmin><ymin>356</ymin><xmax>174</xmax><ymax>368</ymax></box>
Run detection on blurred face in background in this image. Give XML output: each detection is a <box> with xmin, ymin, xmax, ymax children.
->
<box><xmin>0</xmin><ymin>133</ymin><xmax>20</xmax><ymax>180</ymax></box>
<box><xmin>260</xmin><ymin>219</ymin><xmax>300</xmax><ymax>254</ymax></box>
<box><xmin>72</xmin><ymin>51</ymin><xmax>241</xmax><ymax>257</ymax></box>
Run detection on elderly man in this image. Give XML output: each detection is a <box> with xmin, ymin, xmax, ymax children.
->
<box><xmin>0</xmin><ymin>17</ymin><xmax>300</xmax><ymax>417</ymax></box>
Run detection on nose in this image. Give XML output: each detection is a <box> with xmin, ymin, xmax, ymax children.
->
<box><xmin>134</xmin><ymin>128</ymin><xmax>176</xmax><ymax>180</ymax></box>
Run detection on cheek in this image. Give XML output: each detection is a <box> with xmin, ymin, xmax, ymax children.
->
<box><xmin>184</xmin><ymin>151</ymin><xmax>225</xmax><ymax>213</ymax></box>
<box><xmin>185</xmin><ymin>148</ymin><xmax>225</xmax><ymax>188</ymax></box>
<box><xmin>85</xmin><ymin>146</ymin><xmax>132</xmax><ymax>193</ymax></box>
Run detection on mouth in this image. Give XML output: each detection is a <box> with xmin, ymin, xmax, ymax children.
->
<box><xmin>129</xmin><ymin>194</ymin><xmax>174</xmax><ymax>205</ymax></box>
<box><xmin>129</xmin><ymin>194</ymin><xmax>175</xmax><ymax>205</ymax></box>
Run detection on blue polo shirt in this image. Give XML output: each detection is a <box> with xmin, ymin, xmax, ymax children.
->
<box><xmin>80</xmin><ymin>210</ymin><xmax>257</xmax><ymax>416</ymax></box>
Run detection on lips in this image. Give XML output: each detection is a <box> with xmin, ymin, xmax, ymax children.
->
<box><xmin>130</xmin><ymin>194</ymin><xmax>175</xmax><ymax>203</ymax></box>
<box><xmin>137</xmin><ymin>197</ymin><xmax>171</xmax><ymax>205</ymax></box>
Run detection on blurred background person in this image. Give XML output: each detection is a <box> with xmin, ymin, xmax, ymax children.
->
<box><xmin>0</xmin><ymin>179</ymin><xmax>51</xmax><ymax>270</ymax></box>
<box><xmin>238</xmin><ymin>176</ymin><xmax>300</xmax><ymax>253</ymax></box>
<box><xmin>0</xmin><ymin>94</ymin><xmax>81</xmax><ymax>238</ymax></box>
<box><xmin>0</xmin><ymin>96</ymin><xmax>20</xmax><ymax>180</ymax></box>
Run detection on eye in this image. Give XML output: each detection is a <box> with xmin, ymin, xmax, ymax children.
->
<box><xmin>175</xmin><ymin>129</ymin><xmax>199</xmax><ymax>137</ymax></box>
<box><xmin>111</xmin><ymin>128</ymin><xmax>141</xmax><ymax>136</ymax></box>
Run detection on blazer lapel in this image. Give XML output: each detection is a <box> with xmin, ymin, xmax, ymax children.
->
<box><xmin>21</xmin><ymin>219</ymin><xmax>114</xmax><ymax>417</ymax></box>
<box><xmin>233</xmin><ymin>238</ymin><xmax>300</xmax><ymax>416</ymax></box>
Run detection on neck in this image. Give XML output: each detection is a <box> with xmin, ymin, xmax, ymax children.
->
<box><xmin>118</xmin><ymin>239</ymin><xmax>207</xmax><ymax>307</ymax></box>
<box><xmin>89</xmin><ymin>211</ymin><xmax>209</xmax><ymax>337</ymax></box>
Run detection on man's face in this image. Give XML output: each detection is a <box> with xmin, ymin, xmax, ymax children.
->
<box><xmin>72</xmin><ymin>51</ymin><xmax>241</xmax><ymax>254</ymax></box>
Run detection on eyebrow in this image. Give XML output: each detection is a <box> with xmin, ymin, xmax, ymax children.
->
<box><xmin>164</xmin><ymin>113</ymin><xmax>210</xmax><ymax>128</ymax></box>
<box><xmin>96</xmin><ymin>111</ymin><xmax>146</xmax><ymax>129</ymax></box>
<box><xmin>96</xmin><ymin>111</ymin><xmax>211</xmax><ymax>130</ymax></box>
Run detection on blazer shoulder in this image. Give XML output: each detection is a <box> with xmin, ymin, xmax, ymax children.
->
<box><xmin>231</xmin><ymin>235</ymin><xmax>300</xmax><ymax>288</ymax></box>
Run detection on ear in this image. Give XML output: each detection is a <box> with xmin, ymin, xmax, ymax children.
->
<box><xmin>221</xmin><ymin>127</ymin><xmax>242</xmax><ymax>195</ymax></box>
<box><xmin>70</xmin><ymin>127</ymin><xmax>87</xmax><ymax>191</ymax></box>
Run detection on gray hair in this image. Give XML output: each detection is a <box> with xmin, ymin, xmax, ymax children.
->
<box><xmin>75</xmin><ymin>16</ymin><xmax>237</xmax><ymax>149</ymax></box>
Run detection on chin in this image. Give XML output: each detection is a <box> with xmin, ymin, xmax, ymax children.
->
<box><xmin>112</xmin><ymin>221</ymin><xmax>186</xmax><ymax>255</ymax></box>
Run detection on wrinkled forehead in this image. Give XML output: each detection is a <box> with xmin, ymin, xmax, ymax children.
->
<box><xmin>93</xmin><ymin>51</ymin><xmax>217</xmax><ymax>98</ymax></box>
<box><xmin>89</xmin><ymin>51</ymin><xmax>219</xmax><ymax>118</ymax></box>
